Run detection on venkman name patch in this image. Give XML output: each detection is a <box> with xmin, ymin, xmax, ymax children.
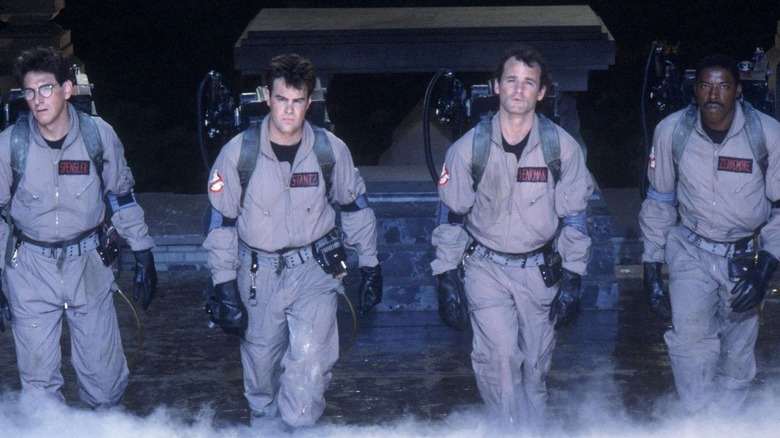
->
<box><xmin>290</xmin><ymin>172</ymin><xmax>319</xmax><ymax>187</ymax></box>
<box><xmin>59</xmin><ymin>160</ymin><xmax>90</xmax><ymax>175</ymax></box>
<box><xmin>517</xmin><ymin>167</ymin><xmax>548</xmax><ymax>183</ymax></box>
<box><xmin>717</xmin><ymin>156</ymin><xmax>753</xmax><ymax>174</ymax></box>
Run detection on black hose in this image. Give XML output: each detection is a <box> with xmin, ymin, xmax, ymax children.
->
<box><xmin>339</xmin><ymin>290</ymin><xmax>358</xmax><ymax>355</ymax></box>
<box><xmin>423</xmin><ymin>68</ymin><xmax>452</xmax><ymax>184</ymax></box>
<box><xmin>640</xmin><ymin>42</ymin><xmax>659</xmax><ymax>200</ymax></box>
<box><xmin>115</xmin><ymin>285</ymin><xmax>143</xmax><ymax>367</ymax></box>
<box><xmin>196</xmin><ymin>71</ymin><xmax>216</xmax><ymax>174</ymax></box>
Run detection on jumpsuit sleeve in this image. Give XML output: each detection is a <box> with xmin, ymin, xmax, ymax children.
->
<box><xmin>203</xmin><ymin>135</ymin><xmax>243</xmax><ymax>284</ymax></box>
<box><xmin>430</xmin><ymin>134</ymin><xmax>474</xmax><ymax>275</ymax></box>
<box><xmin>555</xmin><ymin>131</ymin><xmax>594</xmax><ymax>275</ymax></box>
<box><xmin>98</xmin><ymin>119</ymin><xmax>155</xmax><ymax>251</ymax></box>
<box><xmin>639</xmin><ymin>116</ymin><xmax>678</xmax><ymax>263</ymax></box>
<box><xmin>757</xmin><ymin>115</ymin><xmax>780</xmax><ymax>258</ymax></box>
<box><xmin>328</xmin><ymin>135</ymin><xmax>379</xmax><ymax>268</ymax></box>
<box><xmin>0</xmin><ymin>133</ymin><xmax>12</xmax><ymax>262</ymax></box>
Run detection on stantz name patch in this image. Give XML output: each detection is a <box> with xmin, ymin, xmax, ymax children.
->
<box><xmin>517</xmin><ymin>167</ymin><xmax>548</xmax><ymax>183</ymax></box>
<box><xmin>290</xmin><ymin>172</ymin><xmax>319</xmax><ymax>187</ymax></box>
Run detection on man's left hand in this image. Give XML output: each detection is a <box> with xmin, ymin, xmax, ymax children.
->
<box><xmin>133</xmin><ymin>249</ymin><xmax>158</xmax><ymax>310</ymax></box>
<box><xmin>358</xmin><ymin>265</ymin><xmax>383</xmax><ymax>314</ymax></box>
<box><xmin>550</xmin><ymin>269</ymin><xmax>581</xmax><ymax>329</ymax></box>
<box><xmin>731</xmin><ymin>250</ymin><xmax>779</xmax><ymax>313</ymax></box>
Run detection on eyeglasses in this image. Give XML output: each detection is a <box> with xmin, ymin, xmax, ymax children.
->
<box><xmin>21</xmin><ymin>84</ymin><xmax>58</xmax><ymax>101</ymax></box>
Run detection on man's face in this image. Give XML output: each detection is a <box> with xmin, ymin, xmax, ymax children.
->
<box><xmin>263</xmin><ymin>78</ymin><xmax>311</xmax><ymax>143</ymax></box>
<box><xmin>694</xmin><ymin>67</ymin><xmax>742</xmax><ymax>131</ymax></box>
<box><xmin>494</xmin><ymin>57</ymin><xmax>546</xmax><ymax>117</ymax></box>
<box><xmin>22</xmin><ymin>71</ymin><xmax>71</xmax><ymax>130</ymax></box>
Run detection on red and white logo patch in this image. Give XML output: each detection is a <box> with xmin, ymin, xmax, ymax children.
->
<box><xmin>438</xmin><ymin>163</ymin><xmax>450</xmax><ymax>187</ymax></box>
<box><xmin>209</xmin><ymin>170</ymin><xmax>224</xmax><ymax>194</ymax></box>
<box><xmin>648</xmin><ymin>147</ymin><xmax>656</xmax><ymax>171</ymax></box>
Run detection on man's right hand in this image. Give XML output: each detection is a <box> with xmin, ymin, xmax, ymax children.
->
<box><xmin>436</xmin><ymin>269</ymin><xmax>470</xmax><ymax>331</ymax></box>
<box><xmin>0</xmin><ymin>283</ymin><xmax>11</xmax><ymax>332</ymax></box>
<box><xmin>643</xmin><ymin>262</ymin><xmax>672</xmax><ymax>322</ymax></box>
<box><xmin>204</xmin><ymin>279</ymin><xmax>247</xmax><ymax>337</ymax></box>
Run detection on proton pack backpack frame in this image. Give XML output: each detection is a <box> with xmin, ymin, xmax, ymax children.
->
<box><xmin>471</xmin><ymin>112</ymin><xmax>561</xmax><ymax>190</ymax></box>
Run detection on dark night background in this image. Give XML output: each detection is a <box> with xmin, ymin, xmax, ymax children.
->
<box><xmin>50</xmin><ymin>0</ymin><xmax>780</xmax><ymax>194</ymax></box>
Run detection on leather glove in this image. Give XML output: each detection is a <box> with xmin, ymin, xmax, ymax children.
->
<box><xmin>436</xmin><ymin>269</ymin><xmax>469</xmax><ymax>331</ymax></box>
<box><xmin>204</xmin><ymin>279</ymin><xmax>247</xmax><ymax>337</ymax></box>
<box><xmin>133</xmin><ymin>249</ymin><xmax>158</xmax><ymax>310</ymax></box>
<box><xmin>358</xmin><ymin>265</ymin><xmax>383</xmax><ymax>314</ymax></box>
<box><xmin>731</xmin><ymin>250</ymin><xmax>779</xmax><ymax>313</ymax></box>
<box><xmin>644</xmin><ymin>262</ymin><xmax>672</xmax><ymax>322</ymax></box>
<box><xmin>0</xmin><ymin>282</ymin><xmax>10</xmax><ymax>333</ymax></box>
<box><xmin>549</xmin><ymin>269</ymin><xmax>581</xmax><ymax>329</ymax></box>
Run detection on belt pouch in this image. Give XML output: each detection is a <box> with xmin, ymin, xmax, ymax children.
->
<box><xmin>97</xmin><ymin>224</ymin><xmax>120</xmax><ymax>267</ymax></box>
<box><xmin>538</xmin><ymin>249</ymin><xmax>562</xmax><ymax>287</ymax></box>
<box><xmin>313</xmin><ymin>229</ymin><xmax>348</xmax><ymax>279</ymax></box>
<box><xmin>728</xmin><ymin>247</ymin><xmax>755</xmax><ymax>282</ymax></box>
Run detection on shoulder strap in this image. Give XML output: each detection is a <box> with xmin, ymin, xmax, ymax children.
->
<box><xmin>471</xmin><ymin>113</ymin><xmax>562</xmax><ymax>190</ymax></box>
<box><xmin>471</xmin><ymin>116</ymin><xmax>492</xmax><ymax>191</ymax></box>
<box><xmin>671</xmin><ymin>103</ymin><xmax>698</xmax><ymax>174</ymax></box>
<box><xmin>237</xmin><ymin>120</ymin><xmax>336</xmax><ymax>205</ymax></box>
<box><xmin>77</xmin><ymin>111</ymin><xmax>104</xmax><ymax>176</ymax></box>
<box><xmin>672</xmin><ymin>102</ymin><xmax>767</xmax><ymax>176</ymax></box>
<box><xmin>238</xmin><ymin>122</ymin><xmax>261</xmax><ymax>205</ymax></box>
<box><xmin>10</xmin><ymin>111</ymin><xmax>104</xmax><ymax>196</ymax></box>
<box><xmin>312</xmin><ymin>125</ymin><xmax>335</xmax><ymax>198</ymax></box>
<box><xmin>537</xmin><ymin>114</ymin><xmax>561</xmax><ymax>184</ymax></box>
<box><xmin>741</xmin><ymin>102</ymin><xmax>767</xmax><ymax>176</ymax></box>
<box><xmin>10</xmin><ymin>113</ymin><xmax>30</xmax><ymax>196</ymax></box>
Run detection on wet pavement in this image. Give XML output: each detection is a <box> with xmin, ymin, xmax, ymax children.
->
<box><xmin>2</xmin><ymin>267</ymin><xmax>780</xmax><ymax>434</ymax></box>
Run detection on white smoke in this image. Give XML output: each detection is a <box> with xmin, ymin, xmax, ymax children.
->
<box><xmin>2</xmin><ymin>383</ymin><xmax>780</xmax><ymax>438</ymax></box>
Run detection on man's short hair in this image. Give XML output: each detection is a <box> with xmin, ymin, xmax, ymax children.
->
<box><xmin>13</xmin><ymin>46</ymin><xmax>72</xmax><ymax>87</ymax></box>
<box><xmin>695</xmin><ymin>53</ymin><xmax>740</xmax><ymax>84</ymax></box>
<box><xmin>494</xmin><ymin>44</ymin><xmax>552</xmax><ymax>92</ymax></box>
<box><xmin>264</xmin><ymin>53</ymin><xmax>317</xmax><ymax>97</ymax></box>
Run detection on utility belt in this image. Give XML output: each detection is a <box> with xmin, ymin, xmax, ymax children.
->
<box><xmin>465</xmin><ymin>238</ymin><xmax>562</xmax><ymax>287</ymax></box>
<box><xmin>681</xmin><ymin>225</ymin><xmax>756</xmax><ymax>258</ymax></box>
<box><xmin>13</xmin><ymin>227</ymin><xmax>100</xmax><ymax>260</ymax></box>
<box><xmin>240</xmin><ymin>242</ymin><xmax>315</xmax><ymax>271</ymax></box>
<box><xmin>241</xmin><ymin>228</ymin><xmax>348</xmax><ymax>304</ymax></box>
<box><xmin>680</xmin><ymin>225</ymin><xmax>758</xmax><ymax>282</ymax></box>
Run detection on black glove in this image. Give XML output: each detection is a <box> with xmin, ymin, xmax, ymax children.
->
<box><xmin>549</xmin><ymin>269</ymin><xmax>581</xmax><ymax>329</ymax></box>
<box><xmin>644</xmin><ymin>262</ymin><xmax>672</xmax><ymax>322</ymax></box>
<box><xmin>0</xmin><ymin>283</ymin><xmax>10</xmax><ymax>333</ymax></box>
<box><xmin>133</xmin><ymin>249</ymin><xmax>158</xmax><ymax>310</ymax></box>
<box><xmin>436</xmin><ymin>269</ymin><xmax>469</xmax><ymax>331</ymax></box>
<box><xmin>204</xmin><ymin>279</ymin><xmax>247</xmax><ymax>337</ymax></box>
<box><xmin>731</xmin><ymin>250</ymin><xmax>779</xmax><ymax>313</ymax></box>
<box><xmin>358</xmin><ymin>265</ymin><xmax>383</xmax><ymax>314</ymax></box>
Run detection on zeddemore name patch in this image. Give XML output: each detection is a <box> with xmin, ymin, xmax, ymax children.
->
<box><xmin>717</xmin><ymin>156</ymin><xmax>753</xmax><ymax>174</ymax></box>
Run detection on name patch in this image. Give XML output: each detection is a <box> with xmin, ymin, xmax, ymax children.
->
<box><xmin>517</xmin><ymin>167</ymin><xmax>548</xmax><ymax>183</ymax></box>
<box><xmin>290</xmin><ymin>172</ymin><xmax>319</xmax><ymax>188</ymax></box>
<box><xmin>717</xmin><ymin>156</ymin><xmax>753</xmax><ymax>174</ymax></box>
<box><xmin>59</xmin><ymin>160</ymin><xmax>90</xmax><ymax>175</ymax></box>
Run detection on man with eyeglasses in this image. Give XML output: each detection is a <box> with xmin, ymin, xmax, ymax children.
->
<box><xmin>0</xmin><ymin>46</ymin><xmax>157</xmax><ymax>408</ymax></box>
<box><xmin>641</xmin><ymin>53</ymin><xmax>780</xmax><ymax>414</ymax></box>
